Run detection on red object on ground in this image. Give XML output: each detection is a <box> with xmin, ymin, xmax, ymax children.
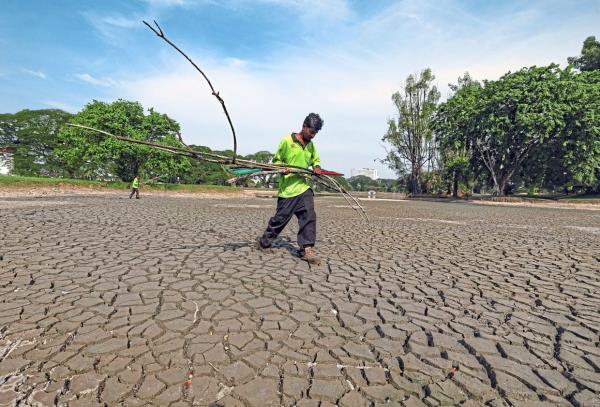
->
<box><xmin>319</xmin><ymin>170</ymin><xmax>344</xmax><ymax>176</ymax></box>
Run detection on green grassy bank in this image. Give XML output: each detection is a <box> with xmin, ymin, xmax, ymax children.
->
<box><xmin>0</xmin><ymin>175</ymin><xmax>238</xmax><ymax>193</ymax></box>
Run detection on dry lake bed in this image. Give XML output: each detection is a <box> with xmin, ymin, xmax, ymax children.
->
<box><xmin>1</xmin><ymin>193</ymin><xmax>599</xmax><ymax>406</ymax></box>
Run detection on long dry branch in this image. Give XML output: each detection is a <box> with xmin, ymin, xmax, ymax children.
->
<box><xmin>143</xmin><ymin>19</ymin><xmax>238</xmax><ymax>163</ymax></box>
<box><xmin>318</xmin><ymin>174</ymin><xmax>369</xmax><ymax>222</ymax></box>
<box><xmin>66</xmin><ymin>123</ymin><xmax>369</xmax><ymax>224</ymax></box>
<box><xmin>226</xmin><ymin>170</ymin><xmax>282</xmax><ymax>184</ymax></box>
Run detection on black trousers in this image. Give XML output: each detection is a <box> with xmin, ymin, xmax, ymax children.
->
<box><xmin>260</xmin><ymin>189</ymin><xmax>316</xmax><ymax>248</ymax></box>
<box><xmin>129</xmin><ymin>188</ymin><xmax>139</xmax><ymax>199</ymax></box>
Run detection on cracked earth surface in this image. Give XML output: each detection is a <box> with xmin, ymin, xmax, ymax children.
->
<box><xmin>0</xmin><ymin>194</ymin><xmax>599</xmax><ymax>406</ymax></box>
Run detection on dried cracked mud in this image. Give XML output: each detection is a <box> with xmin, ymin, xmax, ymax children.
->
<box><xmin>1</xmin><ymin>194</ymin><xmax>599</xmax><ymax>406</ymax></box>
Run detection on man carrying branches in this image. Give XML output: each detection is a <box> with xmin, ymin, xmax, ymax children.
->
<box><xmin>257</xmin><ymin>113</ymin><xmax>324</xmax><ymax>265</ymax></box>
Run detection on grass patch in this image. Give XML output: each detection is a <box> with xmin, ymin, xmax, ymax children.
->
<box><xmin>0</xmin><ymin>175</ymin><xmax>239</xmax><ymax>193</ymax></box>
<box><xmin>556</xmin><ymin>193</ymin><xmax>600</xmax><ymax>203</ymax></box>
<box><xmin>0</xmin><ymin>175</ymin><xmax>124</xmax><ymax>188</ymax></box>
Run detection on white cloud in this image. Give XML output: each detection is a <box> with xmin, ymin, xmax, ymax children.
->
<box><xmin>225</xmin><ymin>57</ymin><xmax>248</xmax><ymax>68</ymax></box>
<box><xmin>23</xmin><ymin>69</ymin><xmax>46</xmax><ymax>79</ymax></box>
<box><xmin>76</xmin><ymin>73</ymin><xmax>117</xmax><ymax>87</ymax></box>
<box><xmin>100</xmin><ymin>15</ymin><xmax>139</xmax><ymax>28</ymax></box>
<box><xmin>82</xmin><ymin>11</ymin><xmax>142</xmax><ymax>44</ymax></box>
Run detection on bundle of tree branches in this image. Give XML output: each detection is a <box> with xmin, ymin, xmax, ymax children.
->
<box><xmin>66</xmin><ymin>19</ymin><xmax>369</xmax><ymax>223</ymax></box>
<box><xmin>66</xmin><ymin>123</ymin><xmax>368</xmax><ymax>222</ymax></box>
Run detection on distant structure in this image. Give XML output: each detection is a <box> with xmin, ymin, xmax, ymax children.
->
<box><xmin>351</xmin><ymin>168</ymin><xmax>378</xmax><ymax>180</ymax></box>
<box><xmin>0</xmin><ymin>148</ymin><xmax>15</xmax><ymax>175</ymax></box>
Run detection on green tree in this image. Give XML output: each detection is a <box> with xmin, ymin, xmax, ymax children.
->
<box><xmin>568</xmin><ymin>36</ymin><xmax>600</xmax><ymax>71</ymax></box>
<box><xmin>383</xmin><ymin>68</ymin><xmax>440</xmax><ymax>194</ymax></box>
<box><xmin>435</xmin><ymin>73</ymin><xmax>482</xmax><ymax>196</ymax></box>
<box><xmin>560</xmin><ymin>69</ymin><xmax>600</xmax><ymax>189</ymax></box>
<box><xmin>348</xmin><ymin>175</ymin><xmax>378</xmax><ymax>191</ymax></box>
<box><xmin>438</xmin><ymin>65</ymin><xmax>572</xmax><ymax>195</ymax></box>
<box><xmin>181</xmin><ymin>145</ymin><xmax>230</xmax><ymax>185</ymax></box>
<box><xmin>0</xmin><ymin>109</ymin><xmax>73</xmax><ymax>176</ymax></box>
<box><xmin>0</xmin><ymin>114</ymin><xmax>18</xmax><ymax>147</ymax></box>
<box><xmin>58</xmin><ymin>100</ymin><xmax>190</xmax><ymax>180</ymax></box>
<box><xmin>474</xmin><ymin>65</ymin><xmax>574</xmax><ymax>195</ymax></box>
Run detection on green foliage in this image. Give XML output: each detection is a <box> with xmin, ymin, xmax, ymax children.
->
<box><xmin>182</xmin><ymin>145</ymin><xmax>229</xmax><ymax>185</ymax></box>
<box><xmin>57</xmin><ymin>100</ymin><xmax>191</xmax><ymax>181</ymax></box>
<box><xmin>382</xmin><ymin>68</ymin><xmax>440</xmax><ymax>194</ymax></box>
<box><xmin>347</xmin><ymin>175</ymin><xmax>398</xmax><ymax>192</ymax></box>
<box><xmin>560</xmin><ymin>69</ymin><xmax>600</xmax><ymax>187</ymax></box>
<box><xmin>0</xmin><ymin>109</ymin><xmax>73</xmax><ymax>176</ymax></box>
<box><xmin>434</xmin><ymin>73</ymin><xmax>481</xmax><ymax>196</ymax></box>
<box><xmin>436</xmin><ymin>65</ymin><xmax>576</xmax><ymax>195</ymax></box>
<box><xmin>568</xmin><ymin>36</ymin><xmax>600</xmax><ymax>71</ymax></box>
<box><xmin>348</xmin><ymin>175</ymin><xmax>378</xmax><ymax>191</ymax></box>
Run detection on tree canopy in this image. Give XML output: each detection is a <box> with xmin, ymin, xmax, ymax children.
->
<box><xmin>434</xmin><ymin>64</ymin><xmax>600</xmax><ymax>195</ymax></box>
<box><xmin>57</xmin><ymin>100</ymin><xmax>191</xmax><ymax>181</ymax></box>
<box><xmin>0</xmin><ymin>109</ymin><xmax>73</xmax><ymax>176</ymax></box>
<box><xmin>382</xmin><ymin>68</ymin><xmax>440</xmax><ymax>194</ymax></box>
<box><xmin>568</xmin><ymin>36</ymin><xmax>600</xmax><ymax>71</ymax></box>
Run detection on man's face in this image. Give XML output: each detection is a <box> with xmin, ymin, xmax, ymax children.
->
<box><xmin>302</xmin><ymin>126</ymin><xmax>318</xmax><ymax>142</ymax></box>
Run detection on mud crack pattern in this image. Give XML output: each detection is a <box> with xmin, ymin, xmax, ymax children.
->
<box><xmin>0</xmin><ymin>195</ymin><xmax>599</xmax><ymax>406</ymax></box>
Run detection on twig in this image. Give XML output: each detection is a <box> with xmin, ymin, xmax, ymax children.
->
<box><xmin>192</xmin><ymin>301</ymin><xmax>199</xmax><ymax>323</ymax></box>
<box><xmin>143</xmin><ymin>19</ymin><xmax>238</xmax><ymax>163</ymax></box>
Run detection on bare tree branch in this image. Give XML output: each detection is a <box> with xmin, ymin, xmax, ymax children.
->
<box><xmin>143</xmin><ymin>19</ymin><xmax>238</xmax><ymax>163</ymax></box>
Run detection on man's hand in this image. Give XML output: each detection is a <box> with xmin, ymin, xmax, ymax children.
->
<box><xmin>274</xmin><ymin>163</ymin><xmax>290</xmax><ymax>174</ymax></box>
<box><xmin>313</xmin><ymin>166</ymin><xmax>322</xmax><ymax>175</ymax></box>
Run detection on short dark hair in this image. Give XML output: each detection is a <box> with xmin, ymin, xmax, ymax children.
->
<box><xmin>303</xmin><ymin>113</ymin><xmax>324</xmax><ymax>132</ymax></box>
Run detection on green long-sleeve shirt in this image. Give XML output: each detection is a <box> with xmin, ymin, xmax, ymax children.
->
<box><xmin>273</xmin><ymin>133</ymin><xmax>321</xmax><ymax>198</ymax></box>
<box><xmin>131</xmin><ymin>178</ymin><xmax>139</xmax><ymax>189</ymax></box>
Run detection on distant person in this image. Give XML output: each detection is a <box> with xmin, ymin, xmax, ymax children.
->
<box><xmin>129</xmin><ymin>175</ymin><xmax>140</xmax><ymax>199</ymax></box>
<box><xmin>257</xmin><ymin>113</ymin><xmax>324</xmax><ymax>265</ymax></box>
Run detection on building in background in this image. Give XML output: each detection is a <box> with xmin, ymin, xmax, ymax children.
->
<box><xmin>0</xmin><ymin>148</ymin><xmax>15</xmax><ymax>175</ymax></box>
<box><xmin>351</xmin><ymin>168</ymin><xmax>378</xmax><ymax>180</ymax></box>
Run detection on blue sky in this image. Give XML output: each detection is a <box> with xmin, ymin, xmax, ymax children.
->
<box><xmin>2</xmin><ymin>0</ymin><xmax>599</xmax><ymax>178</ymax></box>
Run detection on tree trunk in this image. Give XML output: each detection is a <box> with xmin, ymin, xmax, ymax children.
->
<box><xmin>497</xmin><ymin>176</ymin><xmax>510</xmax><ymax>196</ymax></box>
<box><xmin>410</xmin><ymin>173</ymin><xmax>419</xmax><ymax>195</ymax></box>
<box><xmin>492</xmin><ymin>178</ymin><xmax>502</xmax><ymax>196</ymax></box>
<box><xmin>452</xmin><ymin>171</ymin><xmax>459</xmax><ymax>197</ymax></box>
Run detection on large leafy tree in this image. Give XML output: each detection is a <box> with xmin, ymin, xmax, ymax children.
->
<box><xmin>0</xmin><ymin>109</ymin><xmax>73</xmax><ymax>176</ymax></box>
<box><xmin>449</xmin><ymin>65</ymin><xmax>571</xmax><ymax>195</ymax></box>
<box><xmin>434</xmin><ymin>73</ymin><xmax>482</xmax><ymax>196</ymax></box>
<box><xmin>382</xmin><ymin>68</ymin><xmax>440</xmax><ymax>194</ymax></box>
<box><xmin>436</xmin><ymin>66</ymin><xmax>600</xmax><ymax>195</ymax></box>
<box><xmin>58</xmin><ymin>100</ymin><xmax>190</xmax><ymax>180</ymax></box>
<box><xmin>568</xmin><ymin>36</ymin><xmax>600</xmax><ymax>72</ymax></box>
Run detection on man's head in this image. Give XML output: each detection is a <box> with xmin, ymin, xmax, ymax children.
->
<box><xmin>301</xmin><ymin>113</ymin><xmax>324</xmax><ymax>142</ymax></box>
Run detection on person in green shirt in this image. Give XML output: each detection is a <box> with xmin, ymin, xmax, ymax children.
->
<box><xmin>129</xmin><ymin>175</ymin><xmax>140</xmax><ymax>199</ymax></box>
<box><xmin>258</xmin><ymin>113</ymin><xmax>324</xmax><ymax>265</ymax></box>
